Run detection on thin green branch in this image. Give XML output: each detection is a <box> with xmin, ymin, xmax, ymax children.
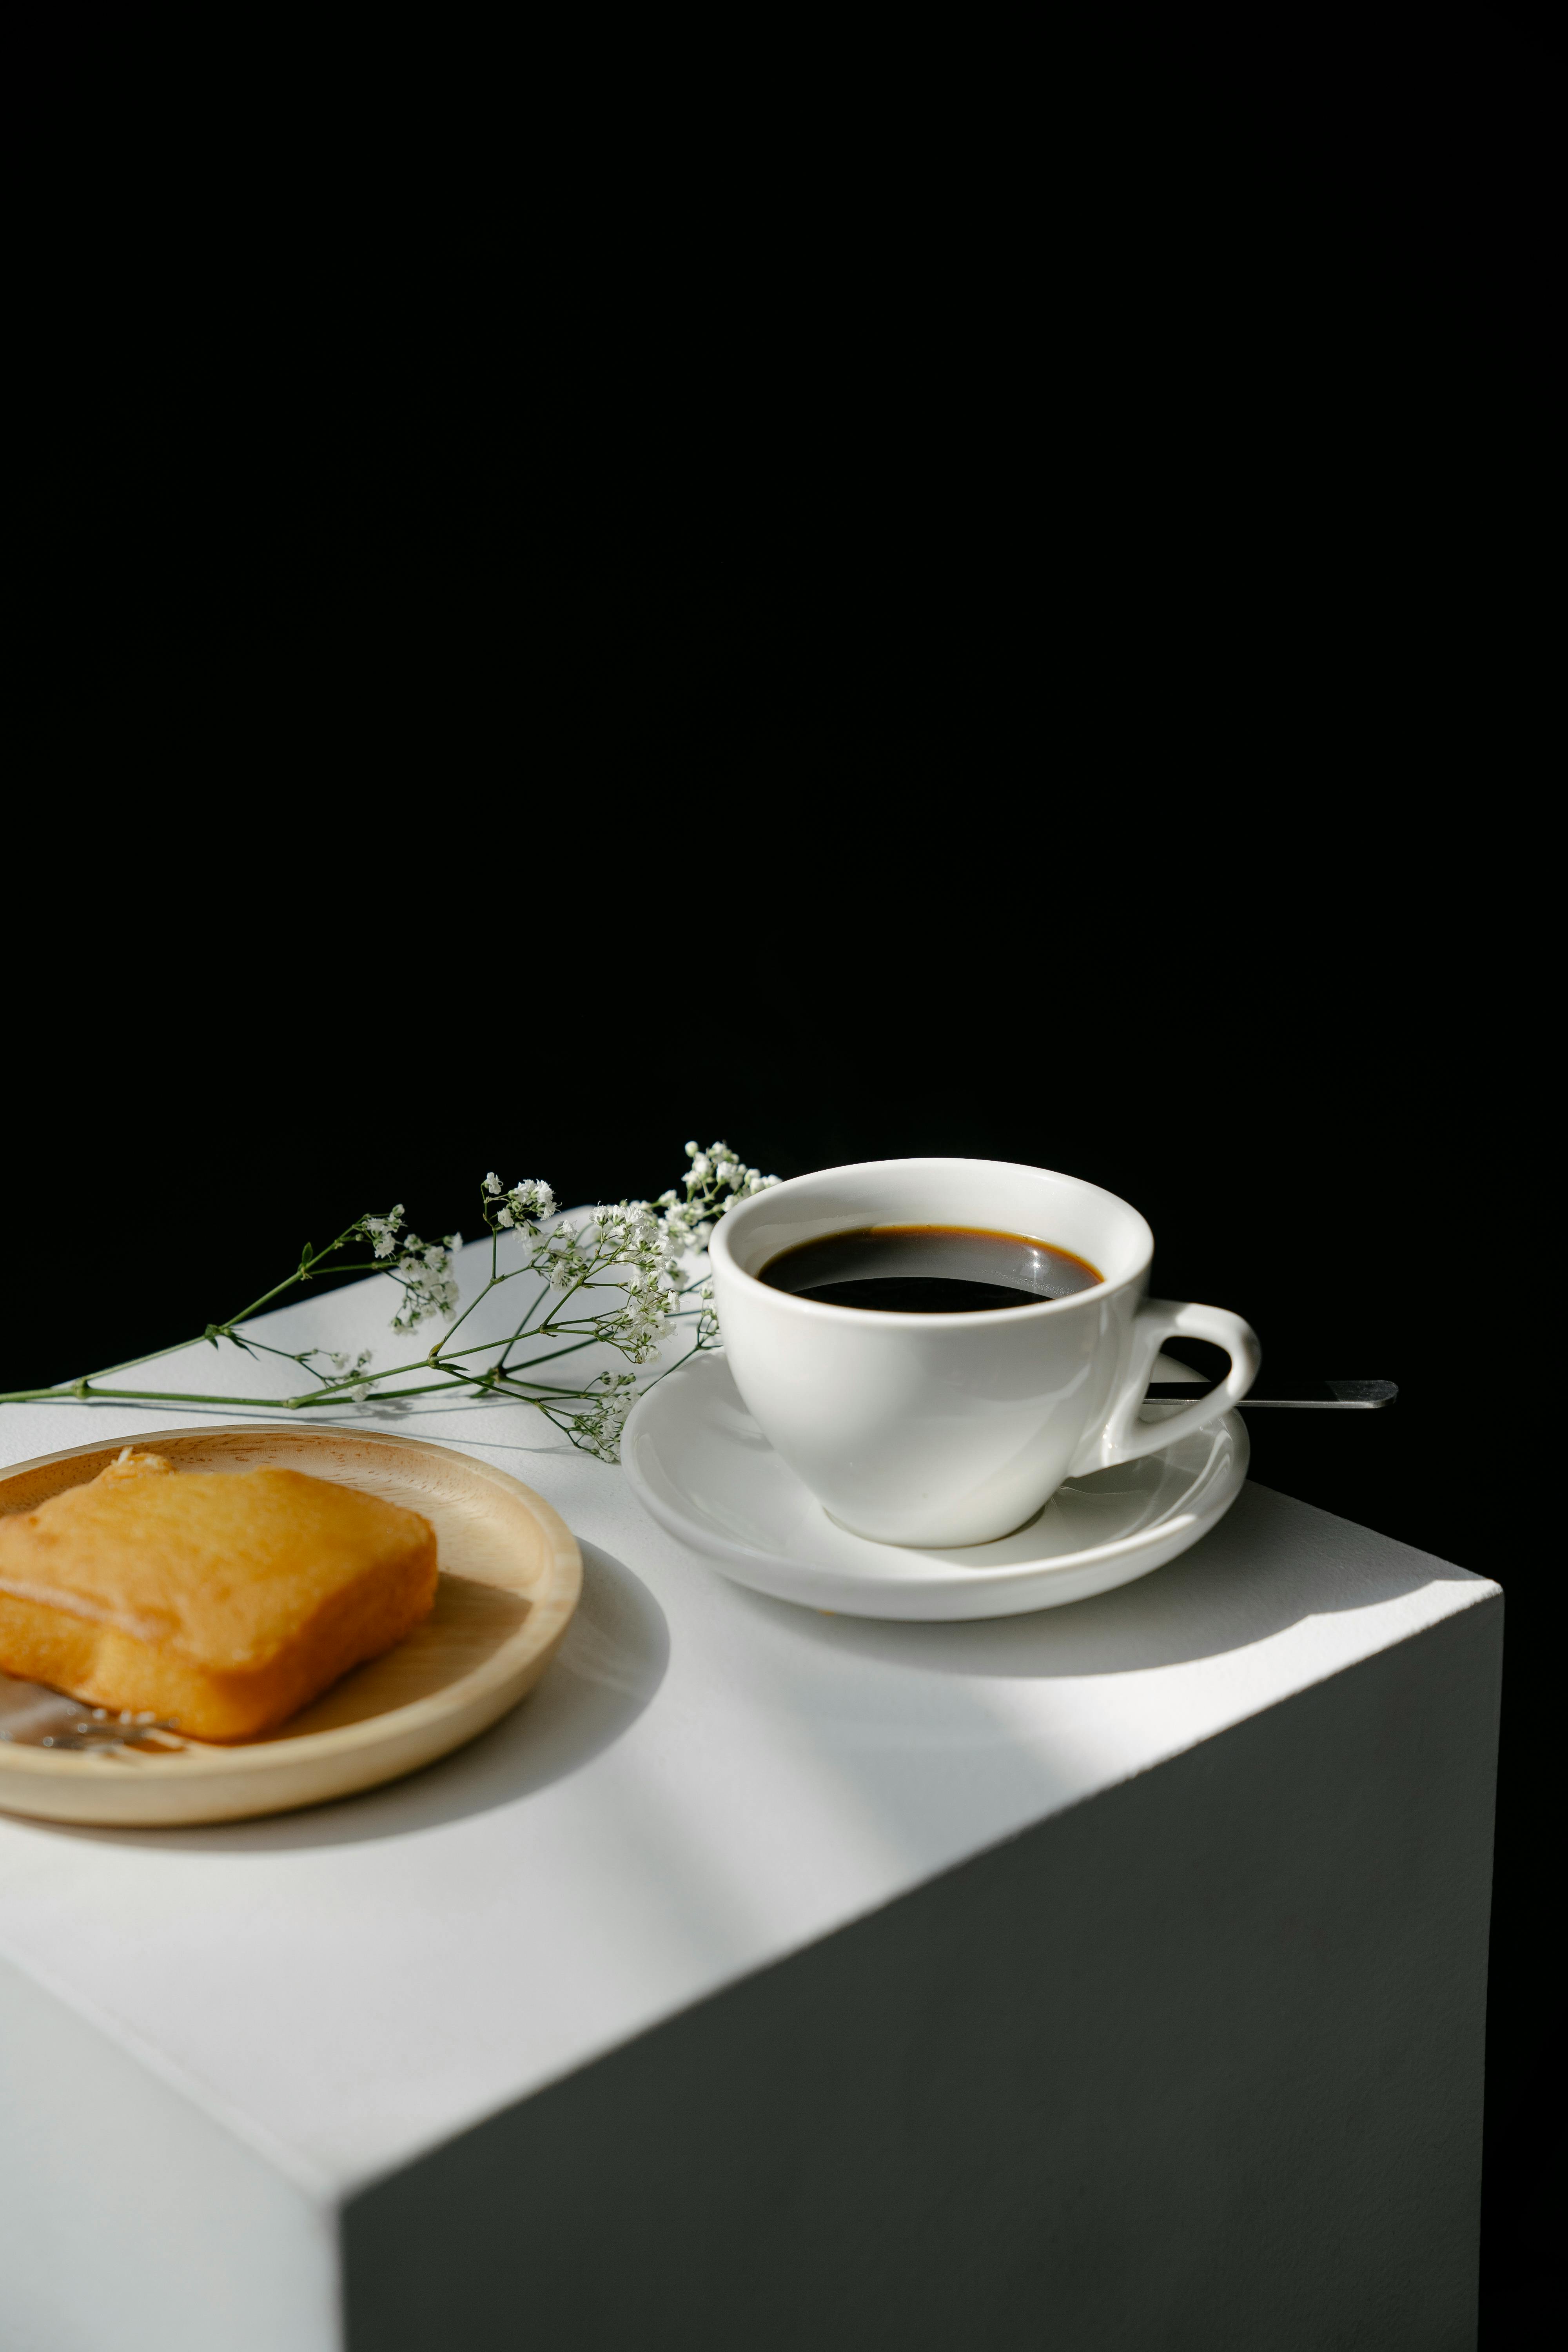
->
<box><xmin>497</xmin><ymin>1334</ymin><xmax>600</xmax><ymax>1376</ymax></box>
<box><xmin>215</xmin><ymin>1226</ymin><xmax>362</xmax><ymax>1328</ymax></box>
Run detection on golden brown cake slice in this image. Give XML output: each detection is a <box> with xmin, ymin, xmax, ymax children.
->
<box><xmin>0</xmin><ymin>1448</ymin><xmax>438</xmax><ymax>1740</ymax></box>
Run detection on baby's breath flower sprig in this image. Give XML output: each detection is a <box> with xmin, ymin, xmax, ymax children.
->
<box><xmin>481</xmin><ymin>1174</ymin><xmax>557</xmax><ymax>1234</ymax></box>
<box><xmin>656</xmin><ymin>1140</ymin><xmax>777</xmax><ymax>1267</ymax></box>
<box><xmin>0</xmin><ymin>1144</ymin><xmax>779</xmax><ymax>1462</ymax></box>
<box><xmin>348</xmin><ymin>1205</ymin><xmax>463</xmax><ymax>1332</ymax></box>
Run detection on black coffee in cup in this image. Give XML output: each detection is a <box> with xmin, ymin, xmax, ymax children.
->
<box><xmin>758</xmin><ymin>1225</ymin><xmax>1103</xmax><ymax>1314</ymax></box>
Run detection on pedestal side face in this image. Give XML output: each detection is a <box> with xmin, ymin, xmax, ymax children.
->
<box><xmin>0</xmin><ymin>1958</ymin><xmax>339</xmax><ymax>2352</ymax></box>
<box><xmin>343</xmin><ymin>1599</ymin><xmax>1501</xmax><ymax>2352</ymax></box>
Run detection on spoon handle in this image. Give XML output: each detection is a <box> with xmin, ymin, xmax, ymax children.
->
<box><xmin>1146</xmin><ymin>1379</ymin><xmax>1397</xmax><ymax>1410</ymax></box>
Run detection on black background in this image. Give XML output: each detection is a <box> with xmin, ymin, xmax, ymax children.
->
<box><xmin>6</xmin><ymin>3</ymin><xmax>1554</xmax><ymax>2342</ymax></box>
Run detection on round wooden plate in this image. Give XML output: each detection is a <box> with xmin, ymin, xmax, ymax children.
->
<box><xmin>0</xmin><ymin>1425</ymin><xmax>582</xmax><ymax>1827</ymax></box>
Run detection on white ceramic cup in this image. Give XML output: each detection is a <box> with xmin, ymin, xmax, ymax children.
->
<box><xmin>708</xmin><ymin>1158</ymin><xmax>1259</xmax><ymax>1548</ymax></box>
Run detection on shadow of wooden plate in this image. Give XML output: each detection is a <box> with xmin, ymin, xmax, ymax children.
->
<box><xmin>0</xmin><ymin>1425</ymin><xmax>581</xmax><ymax>1827</ymax></box>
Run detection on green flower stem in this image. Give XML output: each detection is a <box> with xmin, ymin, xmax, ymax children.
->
<box><xmin>297</xmin><ymin>1331</ymin><xmax>599</xmax><ymax>1407</ymax></box>
<box><xmin>424</xmin><ymin>1269</ymin><xmax>510</xmax><ymax>1356</ymax></box>
<box><xmin>47</xmin><ymin>1239</ymin><xmax>395</xmax><ymax>1401</ymax></box>
<box><xmin>213</xmin><ymin>1227</ymin><xmax>362</xmax><ymax>1328</ymax></box>
<box><xmin>66</xmin><ymin>1334</ymin><xmax>239</xmax><ymax>1384</ymax></box>
<box><xmin>0</xmin><ymin>1385</ymin><xmax>316</xmax><ymax>1409</ymax></box>
<box><xmin>281</xmin><ymin>1377</ymin><xmax>568</xmax><ymax>1410</ymax></box>
<box><xmin>241</xmin><ymin>1337</ymin><xmax>323</xmax><ymax>1367</ymax></box>
<box><xmin>633</xmin><ymin>1338</ymin><xmax>705</xmax><ymax>1393</ymax></box>
<box><xmin>496</xmin><ymin>1335</ymin><xmax>599</xmax><ymax>1376</ymax></box>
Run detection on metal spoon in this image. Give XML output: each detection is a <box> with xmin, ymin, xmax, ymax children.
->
<box><xmin>1146</xmin><ymin>1378</ymin><xmax>1397</xmax><ymax>1409</ymax></box>
<box><xmin>0</xmin><ymin>1671</ymin><xmax>182</xmax><ymax>1752</ymax></box>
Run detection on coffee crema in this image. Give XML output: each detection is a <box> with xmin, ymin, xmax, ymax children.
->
<box><xmin>757</xmin><ymin>1225</ymin><xmax>1104</xmax><ymax>1314</ymax></box>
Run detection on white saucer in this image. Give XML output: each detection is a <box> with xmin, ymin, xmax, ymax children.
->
<box><xmin>621</xmin><ymin>1352</ymin><xmax>1249</xmax><ymax>1621</ymax></box>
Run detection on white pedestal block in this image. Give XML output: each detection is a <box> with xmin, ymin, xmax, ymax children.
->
<box><xmin>0</xmin><ymin>1280</ymin><xmax>1500</xmax><ymax>2351</ymax></box>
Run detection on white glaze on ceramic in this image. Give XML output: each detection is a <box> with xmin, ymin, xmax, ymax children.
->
<box><xmin>709</xmin><ymin>1159</ymin><xmax>1259</xmax><ymax>1546</ymax></box>
<box><xmin>622</xmin><ymin>1350</ymin><xmax>1249</xmax><ymax>1619</ymax></box>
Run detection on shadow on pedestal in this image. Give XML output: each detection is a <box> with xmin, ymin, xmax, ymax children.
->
<box><xmin>735</xmin><ymin>1480</ymin><xmax>1481</xmax><ymax>1678</ymax></box>
<box><xmin>341</xmin><ymin>1600</ymin><xmax>1501</xmax><ymax>2352</ymax></box>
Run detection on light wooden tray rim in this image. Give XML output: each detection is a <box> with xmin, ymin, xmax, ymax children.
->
<box><xmin>0</xmin><ymin>1424</ymin><xmax>582</xmax><ymax>1824</ymax></box>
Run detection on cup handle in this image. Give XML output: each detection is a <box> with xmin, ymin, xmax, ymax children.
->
<box><xmin>1070</xmin><ymin>1299</ymin><xmax>1261</xmax><ymax>1474</ymax></box>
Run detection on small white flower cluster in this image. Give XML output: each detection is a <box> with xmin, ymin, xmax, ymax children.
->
<box><xmin>554</xmin><ymin>1201</ymin><xmax>677</xmax><ymax>1358</ymax></box>
<box><xmin>531</xmin><ymin>1219</ymin><xmax>598</xmax><ymax>1294</ymax></box>
<box><xmin>390</xmin><ymin>1234</ymin><xmax>463</xmax><ymax>1332</ymax></box>
<box><xmin>566</xmin><ymin>1370</ymin><xmax>638</xmax><ymax>1462</ymax></box>
<box><xmin>656</xmin><ymin>1141</ymin><xmax>779</xmax><ymax>1265</ymax></box>
<box><xmin>552</xmin><ymin>1145</ymin><xmax>780</xmax><ymax>1394</ymax></box>
<box><xmin>360</xmin><ymin>1206</ymin><xmax>406</xmax><ymax>1259</ymax></box>
<box><xmin>351</xmin><ymin>1203</ymin><xmax>461</xmax><ymax>1332</ymax></box>
<box><xmin>482</xmin><ymin>1173</ymin><xmax>557</xmax><ymax>1231</ymax></box>
<box><xmin>328</xmin><ymin>1348</ymin><xmax>375</xmax><ymax>1404</ymax></box>
<box><xmin>482</xmin><ymin>1181</ymin><xmax>687</xmax><ymax>1360</ymax></box>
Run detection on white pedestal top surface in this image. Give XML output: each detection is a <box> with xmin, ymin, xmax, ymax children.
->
<box><xmin>0</xmin><ymin>1246</ymin><xmax>1497</xmax><ymax>2198</ymax></box>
